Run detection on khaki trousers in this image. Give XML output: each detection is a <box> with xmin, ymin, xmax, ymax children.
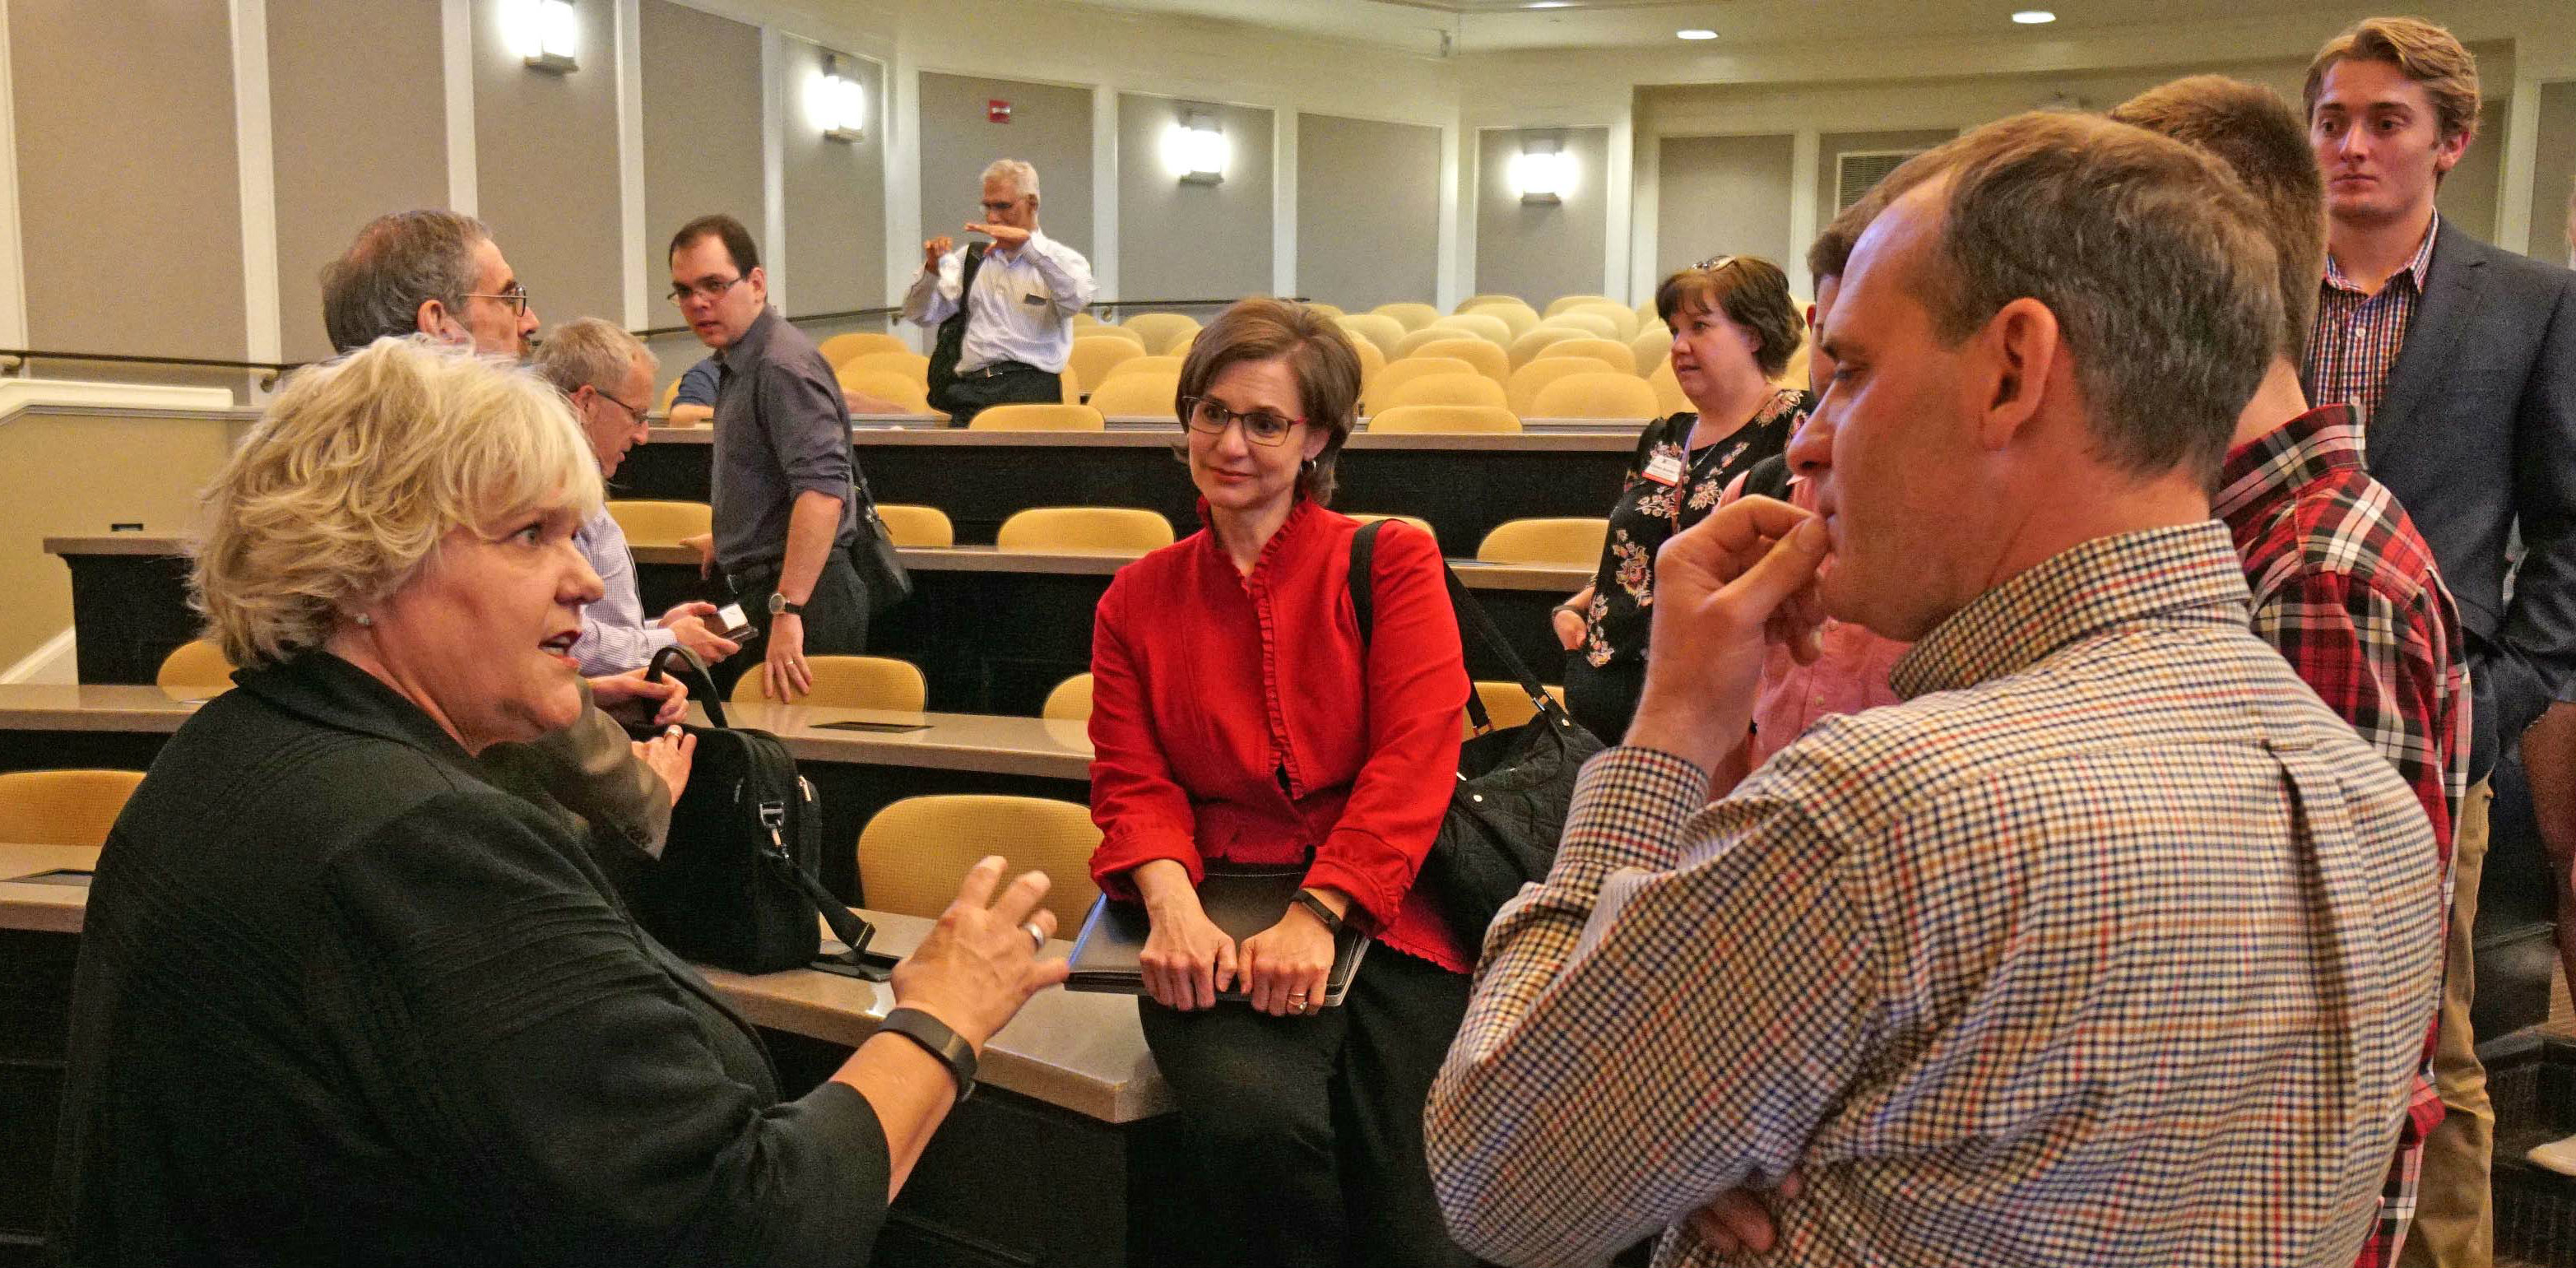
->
<box><xmin>2398</xmin><ymin>776</ymin><xmax>2495</xmax><ymax>1268</ymax></box>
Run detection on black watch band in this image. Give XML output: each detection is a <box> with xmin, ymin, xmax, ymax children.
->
<box><xmin>768</xmin><ymin>592</ymin><xmax>805</xmax><ymax>618</ymax></box>
<box><xmin>875</xmin><ymin>1007</ymin><xmax>977</xmax><ymax>1103</ymax></box>
<box><xmin>1292</xmin><ymin>888</ymin><xmax>1345</xmax><ymax>935</ymax></box>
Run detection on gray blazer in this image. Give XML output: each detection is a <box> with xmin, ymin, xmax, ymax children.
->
<box><xmin>2342</xmin><ymin>218</ymin><xmax>2576</xmax><ymax>776</ymax></box>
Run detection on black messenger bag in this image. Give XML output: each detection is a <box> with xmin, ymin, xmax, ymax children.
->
<box><xmin>922</xmin><ymin>243</ymin><xmax>989</xmax><ymax>415</ymax></box>
<box><xmin>629</xmin><ymin>647</ymin><xmax>880</xmax><ymax>974</ymax></box>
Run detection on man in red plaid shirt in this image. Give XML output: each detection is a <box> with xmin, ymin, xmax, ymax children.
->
<box><xmin>2114</xmin><ymin>77</ymin><xmax>2469</xmax><ymax>1268</ymax></box>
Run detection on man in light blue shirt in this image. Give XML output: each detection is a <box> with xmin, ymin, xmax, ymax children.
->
<box><xmin>531</xmin><ymin>318</ymin><xmax>741</xmax><ymax>676</ymax></box>
<box><xmin>904</xmin><ymin>158</ymin><xmax>1096</xmax><ymax>425</ymax></box>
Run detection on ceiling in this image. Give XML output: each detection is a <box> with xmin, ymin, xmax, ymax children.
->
<box><xmin>1058</xmin><ymin>0</ymin><xmax>2369</xmax><ymax>56</ymax></box>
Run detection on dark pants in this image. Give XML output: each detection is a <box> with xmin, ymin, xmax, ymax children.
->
<box><xmin>1563</xmin><ymin>653</ymin><xmax>1644</xmax><ymax>745</ymax></box>
<box><xmin>937</xmin><ymin>361</ymin><xmax>1061</xmax><ymax>426</ymax></box>
<box><xmin>719</xmin><ymin>546</ymin><xmax>869</xmax><ymax>697</ymax></box>
<box><xmin>1139</xmin><ymin>949</ymin><xmax>1478</xmax><ymax>1268</ymax></box>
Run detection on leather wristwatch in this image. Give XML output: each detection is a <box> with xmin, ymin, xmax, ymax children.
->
<box><xmin>875</xmin><ymin>1007</ymin><xmax>977</xmax><ymax>1103</ymax></box>
<box><xmin>768</xmin><ymin>592</ymin><xmax>805</xmax><ymax>618</ymax></box>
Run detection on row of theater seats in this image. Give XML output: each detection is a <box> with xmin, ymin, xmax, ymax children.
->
<box><xmin>657</xmin><ymin>287</ymin><xmax>1803</xmax><ymax>431</ymax></box>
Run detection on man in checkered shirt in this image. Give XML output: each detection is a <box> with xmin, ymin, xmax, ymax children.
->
<box><xmin>1427</xmin><ymin>112</ymin><xmax>2446</xmax><ymax>1267</ymax></box>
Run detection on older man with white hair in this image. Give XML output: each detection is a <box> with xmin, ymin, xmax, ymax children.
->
<box><xmin>904</xmin><ymin>157</ymin><xmax>1095</xmax><ymax>425</ymax></box>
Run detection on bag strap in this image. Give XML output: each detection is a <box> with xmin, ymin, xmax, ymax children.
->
<box><xmin>1347</xmin><ymin>519</ymin><xmax>1548</xmax><ymax>733</ymax></box>
<box><xmin>645</xmin><ymin>644</ymin><xmax>726</xmax><ymax>730</ymax></box>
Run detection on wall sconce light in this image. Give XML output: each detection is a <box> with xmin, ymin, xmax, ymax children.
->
<box><xmin>504</xmin><ymin>0</ymin><xmax>579</xmax><ymax>73</ymax></box>
<box><xmin>1514</xmin><ymin>143</ymin><xmax>1571</xmax><ymax>204</ymax></box>
<box><xmin>814</xmin><ymin>55</ymin><xmax>867</xmax><ymax>142</ymax></box>
<box><xmin>1167</xmin><ymin>112</ymin><xmax>1226</xmax><ymax>186</ymax></box>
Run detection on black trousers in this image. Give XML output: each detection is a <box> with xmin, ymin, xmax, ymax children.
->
<box><xmin>1139</xmin><ymin>948</ymin><xmax>1478</xmax><ymax>1268</ymax></box>
<box><xmin>1562</xmin><ymin>653</ymin><xmax>1644</xmax><ymax>745</ymax></box>
<box><xmin>938</xmin><ymin>361</ymin><xmax>1061</xmax><ymax>426</ymax></box>
<box><xmin>717</xmin><ymin>546</ymin><xmax>868</xmax><ymax>697</ymax></box>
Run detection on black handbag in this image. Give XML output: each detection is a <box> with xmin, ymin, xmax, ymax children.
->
<box><xmin>1347</xmin><ymin>521</ymin><xmax>1604</xmax><ymax>949</ymax></box>
<box><xmin>922</xmin><ymin>243</ymin><xmax>988</xmax><ymax>415</ymax></box>
<box><xmin>851</xmin><ymin>471</ymin><xmax>912</xmax><ymax>617</ymax></box>
<box><xmin>629</xmin><ymin>647</ymin><xmax>881</xmax><ymax>974</ymax></box>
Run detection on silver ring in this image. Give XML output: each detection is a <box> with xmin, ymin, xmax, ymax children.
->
<box><xmin>1021</xmin><ymin>921</ymin><xmax>1047</xmax><ymax>953</ymax></box>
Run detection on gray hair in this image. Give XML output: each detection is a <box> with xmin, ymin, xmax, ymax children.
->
<box><xmin>1867</xmin><ymin>112</ymin><xmax>2280</xmax><ymax>488</ymax></box>
<box><xmin>531</xmin><ymin>317</ymin><xmax>656</xmax><ymax>399</ymax></box>
<box><xmin>321</xmin><ymin>210</ymin><xmax>490</xmax><ymax>353</ymax></box>
<box><xmin>981</xmin><ymin>159</ymin><xmax>1040</xmax><ymax>202</ymax></box>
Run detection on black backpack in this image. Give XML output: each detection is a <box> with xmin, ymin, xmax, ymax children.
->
<box><xmin>629</xmin><ymin>648</ymin><xmax>878</xmax><ymax>973</ymax></box>
<box><xmin>923</xmin><ymin>243</ymin><xmax>989</xmax><ymax>415</ymax></box>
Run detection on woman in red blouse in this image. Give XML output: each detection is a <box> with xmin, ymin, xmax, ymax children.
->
<box><xmin>1087</xmin><ymin>299</ymin><xmax>1474</xmax><ymax>1268</ymax></box>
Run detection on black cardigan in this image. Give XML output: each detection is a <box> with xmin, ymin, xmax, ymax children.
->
<box><xmin>53</xmin><ymin>653</ymin><xmax>889</xmax><ymax>1266</ymax></box>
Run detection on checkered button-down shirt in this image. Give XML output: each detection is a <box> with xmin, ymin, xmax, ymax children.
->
<box><xmin>2304</xmin><ymin>214</ymin><xmax>2439</xmax><ymax>431</ymax></box>
<box><xmin>1427</xmin><ymin>522</ymin><xmax>2446</xmax><ymax>1268</ymax></box>
<box><xmin>2214</xmin><ymin>404</ymin><xmax>2469</xmax><ymax>1267</ymax></box>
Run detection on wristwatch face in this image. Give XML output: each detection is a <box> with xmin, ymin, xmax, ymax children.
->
<box><xmin>768</xmin><ymin>592</ymin><xmax>795</xmax><ymax>615</ymax></box>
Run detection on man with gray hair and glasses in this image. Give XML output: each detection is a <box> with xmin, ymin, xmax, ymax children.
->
<box><xmin>321</xmin><ymin>209</ymin><xmax>541</xmax><ymax>359</ymax></box>
<box><xmin>1427</xmin><ymin>112</ymin><xmax>2443</xmax><ymax>1267</ymax></box>
<box><xmin>905</xmin><ymin>157</ymin><xmax>1095</xmax><ymax>425</ymax></box>
<box><xmin>530</xmin><ymin>318</ymin><xmax>742</xmax><ymax>676</ymax></box>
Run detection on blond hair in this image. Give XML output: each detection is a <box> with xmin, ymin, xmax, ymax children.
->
<box><xmin>193</xmin><ymin>337</ymin><xmax>601</xmax><ymax>668</ymax></box>
<box><xmin>2304</xmin><ymin>16</ymin><xmax>2481</xmax><ymax>145</ymax></box>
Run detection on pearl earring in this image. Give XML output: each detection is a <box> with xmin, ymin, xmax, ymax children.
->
<box><xmin>355</xmin><ymin>613</ymin><xmax>374</xmax><ymax>627</ymax></box>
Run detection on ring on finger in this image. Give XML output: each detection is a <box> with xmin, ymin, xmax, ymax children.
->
<box><xmin>1019</xmin><ymin>921</ymin><xmax>1047</xmax><ymax>954</ymax></box>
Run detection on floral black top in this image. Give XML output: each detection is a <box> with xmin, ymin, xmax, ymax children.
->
<box><xmin>1580</xmin><ymin>387</ymin><xmax>1811</xmax><ymax>669</ymax></box>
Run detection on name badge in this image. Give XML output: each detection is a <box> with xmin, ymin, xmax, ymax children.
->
<box><xmin>1641</xmin><ymin>451</ymin><xmax>1687</xmax><ymax>487</ymax></box>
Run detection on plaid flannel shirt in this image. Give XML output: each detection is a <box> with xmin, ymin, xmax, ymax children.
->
<box><xmin>1427</xmin><ymin>522</ymin><xmax>2446</xmax><ymax>1268</ymax></box>
<box><xmin>2303</xmin><ymin>215</ymin><xmax>2439</xmax><ymax>431</ymax></box>
<box><xmin>2215</xmin><ymin>404</ymin><xmax>2470</xmax><ymax>1267</ymax></box>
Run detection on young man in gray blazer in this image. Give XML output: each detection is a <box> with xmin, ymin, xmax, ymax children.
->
<box><xmin>2304</xmin><ymin>19</ymin><xmax>2576</xmax><ymax>1268</ymax></box>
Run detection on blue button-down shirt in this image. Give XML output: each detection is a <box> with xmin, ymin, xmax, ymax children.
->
<box><xmin>902</xmin><ymin>230</ymin><xmax>1096</xmax><ymax>374</ymax></box>
<box><xmin>571</xmin><ymin>502</ymin><xmax>677</xmax><ymax>676</ymax></box>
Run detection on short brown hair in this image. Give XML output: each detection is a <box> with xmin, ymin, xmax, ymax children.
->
<box><xmin>1175</xmin><ymin>299</ymin><xmax>1364</xmax><ymax>504</ymax></box>
<box><xmin>1841</xmin><ymin>113</ymin><xmax>2280</xmax><ymax>488</ymax></box>
<box><xmin>1806</xmin><ymin>218</ymin><xmax>1859</xmax><ymax>286</ymax></box>
<box><xmin>1653</xmin><ymin>257</ymin><xmax>1805</xmax><ymax>379</ymax></box>
<box><xmin>668</xmin><ymin>214</ymin><xmax>762</xmax><ymax>276</ymax></box>
<box><xmin>2112</xmin><ymin>76</ymin><xmax>2326</xmax><ymax>360</ymax></box>
<box><xmin>2304</xmin><ymin>16</ymin><xmax>2481</xmax><ymax>145</ymax></box>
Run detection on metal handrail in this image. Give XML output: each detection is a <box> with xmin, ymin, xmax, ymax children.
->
<box><xmin>0</xmin><ymin>347</ymin><xmax>304</xmax><ymax>388</ymax></box>
<box><xmin>633</xmin><ymin>305</ymin><xmax>904</xmax><ymax>339</ymax></box>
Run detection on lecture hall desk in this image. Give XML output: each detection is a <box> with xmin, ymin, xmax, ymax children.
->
<box><xmin>615</xmin><ymin>420</ymin><xmax>1639</xmax><ymax>556</ymax></box>
<box><xmin>0</xmin><ymin>840</ymin><xmax>1190</xmax><ymax>1268</ymax></box>
<box><xmin>45</xmin><ymin>538</ymin><xmax>1590</xmax><ymax>718</ymax></box>
<box><xmin>0</xmin><ymin>684</ymin><xmax>1087</xmax><ymax>905</ymax></box>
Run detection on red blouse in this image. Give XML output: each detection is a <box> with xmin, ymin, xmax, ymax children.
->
<box><xmin>1087</xmin><ymin>497</ymin><xmax>1472</xmax><ymax>971</ymax></box>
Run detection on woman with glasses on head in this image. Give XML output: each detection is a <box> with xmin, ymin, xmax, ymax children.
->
<box><xmin>1085</xmin><ymin>298</ymin><xmax>1476</xmax><ymax>1268</ymax></box>
<box><xmin>1550</xmin><ymin>255</ymin><xmax>1812</xmax><ymax>743</ymax></box>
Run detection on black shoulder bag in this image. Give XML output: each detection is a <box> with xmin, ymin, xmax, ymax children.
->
<box><xmin>1348</xmin><ymin>521</ymin><xmax>1604</xmax><ymax>950</ymax></box>
<box><xmin>922</xmin><ymin>243</ymin><xmax>989</xmax><ymax>415</ymax></box>
<box><xmin>629</xmin><ymin>647</ymin><xmax>889</xmax><ymax>977</ymax></box>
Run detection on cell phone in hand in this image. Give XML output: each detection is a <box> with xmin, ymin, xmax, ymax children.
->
<box><xmin>714</xmin><ymin>602</ymin><xmax>756</xmax><ymax>639</ymax></box>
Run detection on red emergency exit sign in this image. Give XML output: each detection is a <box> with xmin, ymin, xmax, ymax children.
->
<box><xmin>987</xmin><ymin>100</ymin><xmax>1012</xmax><ymax>123</ymax></box>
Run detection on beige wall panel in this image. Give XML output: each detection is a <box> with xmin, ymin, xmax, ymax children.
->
<box><xmin>268</xmin><ymin>0</ymin><xmax>448</xmax><ymax>361</ymax></box>
<box><xmin>1296</xmin><ymin>112</ymin><xmax>1439</xmax><ymax>312</ymax></box>
<box><xmin>1118</xmin><ymin>95</ymin><xmax>1271</xmax><ymax>302</ymax></box>
<box><xmin>472</xmin><ymin>0</ymin><xmax>623</xmax><ymax>334</ymax></box>
<box><xmin>917</xmin><ymin>73</ymin><xmax>1093</xmax><ymax>261</ymax></box>
<box><xmin>10</xmin><ymin>0</ymin><xmax>247</xmax><ymax>360</ymax></box>
<box><xmin>2434</xmin><ymin>100</ymin><xmax>2507</xmax><ymax>244</ymax></box>
<box><xmin>0</xmin><ymin>411</ymin><xmax>240</xmax><ymax>668</ymax></box>
<box><xmin>1814</xmin><ymin>128</ymin><xmax>1956</xmax><ymax>218</ymax></box>
<box><xmin>1656</xmin><ymin>133</ymin><xmax>1795</xmax><ymax>283</ymax></box>
<box><xmin>1476</xmin><ymin>126</ymin><xmax>1609</xmax><ymax>309</ymax></box>
<box><xmin>779</xmin><ymin>36</ymin><xmax>886</xmax><ymax>316</ymax></box>
<box><xmin>640</xmin><ymin>0</ymin><xmax>762</xmax><ymax>292</ymax></box>
<box><xmin>2534</xmin><ymin>81</ymin><xmax>2576</xmax><ymax>266</ymax></box>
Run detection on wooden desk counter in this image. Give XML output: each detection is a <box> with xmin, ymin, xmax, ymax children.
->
<box><xmin>47</xmin><ymin>539</ymin><xmax>1586</xmax><ymax>718</ymax></box>
<box><xmin>616</xmin><ymin>423</ymin><xmax>1637</xmax><ymax>555</ymax></box>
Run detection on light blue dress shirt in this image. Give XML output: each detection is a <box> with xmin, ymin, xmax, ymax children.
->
<box><xmin>572</xmin><ymin>503</ymin><xmax>678</xmax><ymax>676</ymax></box>
<box><xmin>902</xmin><ymin>230</ymin><xmax>1096</xmax><ymax>374</ymax></box>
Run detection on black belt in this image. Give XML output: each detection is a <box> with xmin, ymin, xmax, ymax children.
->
<box><xmin>958</xmin><ymin>360</ymin><xmax>1046</xmax><ymax>380</ymax></box>
<box><xmin>724</xmin><ymin>545</ymin><xmax>852</xmax><ymax>597</ymax></box>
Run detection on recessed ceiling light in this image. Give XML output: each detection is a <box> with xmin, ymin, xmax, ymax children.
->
<box><xmin>2011</xmin><ymin>10</ymin><xmax>2056</xmax><ymax>23</ymax></box>
<box><xmin>1676</xmin><ymin>28</ymin><xmax>1718</xmax><ymax>39</ymax></box>
<box><xmin>1525</xmin><ymin>2</ymin><xmax>1571</xmax><ymax>7</ymax></box>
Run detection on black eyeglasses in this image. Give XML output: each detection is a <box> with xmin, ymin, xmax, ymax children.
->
<box><xmin>667</xmin><ymin>275</ymin><xmax>747</xmax><ymax>305</ymax></box>
<box><xmin>586</xmin><ymin>387</ymin><xmax>649</xmax><ymax>427</ymax></box>
<box><xmin>1183</xmin><ymin>396</ymin><xmax>1304</xmax><ymax>446</ymax></box>
<box><xmin>464</xmin><ymin>284</ymin><xmax>531</xmax><ymax>315</ymax></box>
